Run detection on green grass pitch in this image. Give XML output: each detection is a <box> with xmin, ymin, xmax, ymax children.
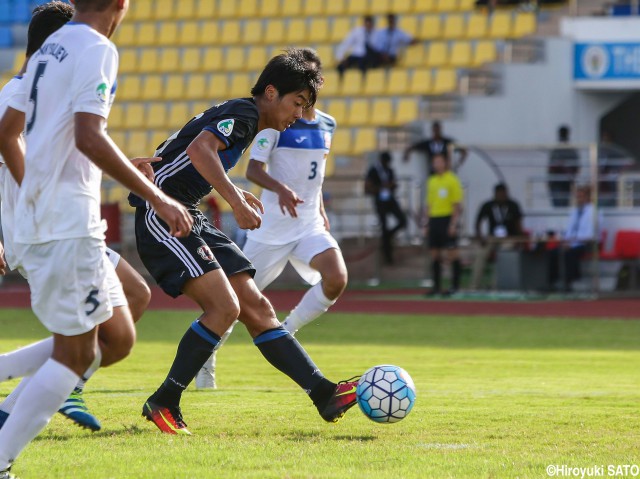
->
<box><xmin>0</xmin><ymin>308</ymin><xmax>638</xmax><ymax>478</ymax></box>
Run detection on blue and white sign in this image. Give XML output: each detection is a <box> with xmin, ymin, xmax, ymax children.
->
<box><xmin>575</xmin><ymin>42</ymin><xmax>640</xmax><ymax>88</ymax></box>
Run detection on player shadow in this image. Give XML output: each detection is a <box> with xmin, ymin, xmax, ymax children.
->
<box><xmin>33</xmin><ymin>423</ymin><xmax>147</xmax><ymax>442</ymax></box>
<box><xmin>287</xmin><ymin>430</ymin><xmax>377</xmax><ymax>442</ymax></box>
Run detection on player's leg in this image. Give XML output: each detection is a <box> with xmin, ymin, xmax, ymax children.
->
<box><xmin>230</xmin><ymin>272</ymin><xmax>358</xmax><ymax>422</ymax></box>
<box><xmin>110</xmin><ymin>249</ymin><xmax>151</xmax><ymax>323</ymax></box>
<box><xmin>427</xmin><ymin>217</ymin><xmax>445</xmax><ymax>295</ymax></box>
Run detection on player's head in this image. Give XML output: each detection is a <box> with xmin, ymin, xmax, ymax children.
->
<box><xmin>380</xmin><ymin>151</ymin><xmax>392</xmax><ymax>166</ymax></box>
<box><xmin>576</xmin><ymin>185</ymin><xmax>591</xmax><ymax>205</ymax></box>
<box><xmin>432</xmin><ymin>153</ymin><xmax>447</xmax><ymax>174</ymax></box>
<box><xmin>558</xmin><ymin>125</ymin><xmax>570</xmax><ymax>142</ymax></box>
<box><xmin>251</xmin><ymin>48</ymin><xmax>323</xmax><ymax>131</ymax></box>
<box><xmin>26</xmin><ymin>1</ymin><xmax>74</xmax><ymax>57</ymax></box>
<box><xmin>71</xmin><ymin>0</ymin><xmax>129</xmax><ymax>37</ymax></box>
<box><xmin>494</xmin><ymin>183</ymin><xmax>508</xmax><ymax>202</ymax></box>
<box><xmin>431</xmin><ymin>121</ymin><xmax>442</xmax><ymax>137</ymax></box>
<box><xmin>386</xmin><ymin>13</ymin><xmax>397</xmax><ymax>29</ymax></box>
<box><xmin>363</xmin><ymin>15</ymin><xmax>374</xmax><ymax>31</ymax></box>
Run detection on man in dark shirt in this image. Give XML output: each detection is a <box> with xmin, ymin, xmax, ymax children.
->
<box><xmin>131</xmin><ymin>49</ymin><xmax>359</xmax><ymax>436</ymax></box>
<box><xmin>403</xmin><ymin>121</ymin><xmax>468</xmax><ymax>174</ymax></box>
<box><xmin>548</xmin><ymin>125</ymin><xmax>580</xmax><ymax>208</ymax></box>
<box><xmin>470</xmin><ymin>183</ymin><xmax>524</xmax><ymax>289</ymax></box>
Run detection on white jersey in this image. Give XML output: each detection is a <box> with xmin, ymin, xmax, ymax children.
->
<box><xmin>0</xmin><ymin>76</ymin><xmax>23</xmax><ymax>269</ymax></box>
<box><xmin>246</xmin><ymin>110</ymin><xmax>336</xmax><ymax>246</ymax></box>
<box><xmin>8</xmin><ymin>22</ymin><xmax>118</xmax><ymax>244</ymax></box>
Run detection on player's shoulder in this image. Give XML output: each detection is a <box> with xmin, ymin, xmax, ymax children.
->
<box><xmin>214</xmin><ymin>98</ymin><xmax>258</xmax><ymax>119</ymax></box>
<box><xmin>314</xmin><ymin>109</ymin><xmax>337</xmax><ymax>129</ymax></box>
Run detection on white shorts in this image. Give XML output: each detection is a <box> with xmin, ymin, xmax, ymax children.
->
<box><xmin>243</xmin><ymin>231</ymin><xmax>339</xmax><ymax>290</ymax></box>
<box><xmin>105</xmin><ymin>247</ymin><xmax>121</xmax><ymax>268</ymax></box>
<box><xmin>18</xmin><ymin>237</ymin><xmax>125</xmax><ymax>336</ymax></box>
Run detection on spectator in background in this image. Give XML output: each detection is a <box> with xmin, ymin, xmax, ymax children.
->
<box><xmin>403</xmin><ymin>121</ymin><xmax>468</xmax><ymax>174</ymax></box>
<box><xmin>336</xmin><ymin>15</ymin><xmax>379</xmax><ymax>78</ymax></box>
<box><xmin>547</xmin><ymin>185</ymin><xmax>602</xmax><ymax>291</ymax></box>
<box><xmin>470</xmin><ymin>183</ymin><xmax>524</xmax><ymax>290</ymax></box>
<box><xmin>548</xmin><ymin>125</ymin><xmax>580</xmax><ymax>208</ymax></box>
<box><xmin>425</xmin><ymin>154</ymin><xmax>464</xmax><ymax>296</ymax></box>
<box><xmin>371</xmin><ymin>13</ymin><xmax>417</xmax><ymax>68</ymax></box>
<box><xmin>365</xmin><ymin>151</ymin><xmax>407</xmax><ymax>265</ymax></box>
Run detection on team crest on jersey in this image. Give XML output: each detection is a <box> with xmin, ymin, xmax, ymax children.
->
<box><xmin>96</xmin><ymin>82</ymin><xmax>109</xmax><ymax>104</ymax></box>
<box><xmin>217</xmin><ymin>119</ymin><xmax>235</xmax><ymax>137</ymax></box>
<box><xmin>324</xmin><ymin>132</ymin><xmax>332</xmax><ymax>149</ymax></box>
<box><xmin>256</xmin><ymin>138</ymin><xmax>270</xmax><ymax>150</ymax></box>
<box><xmin>197</xmin><ymin>245</ymin><xmax>214</xmax><ymax>261</ymax></box>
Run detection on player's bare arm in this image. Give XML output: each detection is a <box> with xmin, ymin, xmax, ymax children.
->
<box><xmin>0</xmin><ymin>107</ymin><xmax>26</xmax><ymax>185</ymax></box>
<box><xmin>74</xmin><ymin>112</ymin><xmax>193</xmax><ymax>237</ymax></box>
<box><xmin>0</xmin><ymin>240</ymin><xmax>6</xmax><ymax>275</ymax></box>
<box><xmin>187</xmin><ymin>130</ymin><xmax>263</xmax><ymax>230</ymax></box>
<box><xmin>246</xmin><ymin>158</ymin><xmax>304</xmax><ymax>218</ymax></box>
<box><xmin>319</xmin><ymin>190</ymin><xmax>330</xmax><ymax>230</ymax></box>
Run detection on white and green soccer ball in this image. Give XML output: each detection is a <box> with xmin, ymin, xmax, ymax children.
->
<box><xmin>356</xmin><ymin>365</ymin><xmax>416</xmax><ymax>423</ymax></box>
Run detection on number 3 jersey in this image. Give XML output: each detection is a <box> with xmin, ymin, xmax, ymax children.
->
<box><xmin>9</xmin><ymin>22</ymin><xmax>118</xmax><ymax>244</ymax></box>
<box><xmin>246</xmin><ymin>110</ymin><xmax>336</xmax><ymax>246</ymax></box>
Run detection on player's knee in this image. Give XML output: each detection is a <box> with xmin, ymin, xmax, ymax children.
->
<box><xmin>126</xmin><ymin>280</ymin><xmax>151</xmax><ymax>322</ymax></box>
<box><xmin>323</xmin><ymin>269</ymin><xmax>348</xmax><ymax>299</ymax></box>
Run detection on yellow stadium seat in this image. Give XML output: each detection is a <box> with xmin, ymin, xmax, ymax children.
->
<box><xmin>314</xmin><ymin>99</ymin><xmax>326</xmax><ymax>112</ymax></box>
<box><xmin>304</xmin><ymin>0</ymin><xmax>326</xmax><ymax>16</ymax></box>
<box><xmin>391</xmin><ymin>0</ymin><xmax>412</xmax><ymax>14</ymax></box>
<box><xmin>12</xmin><ymin>51</ymin><xmax>24</xmax><ymax>72</ymax></box>
<box><xmin>353</xmin><ymin>128</ymin><xmax>377</xmax><ymax>155</ymax></box>
<box><xmin>154</xmin><ymin>0</ymin><xmax>176</xmax><ymax>20</ymax></box>
<box><xmin>426</xmin><ymin>41</ymin><xmax>448</xmax><ymax>67</ymax></box>
<box><xmin>339</xmin><ymin>70</ymin><xmax>364</xmax><ymax>96</ymax></box>
<box><xmin>327</xmin><ymin>99</ymin><xmax>348</xmax><ymax>125</ymax></box>
<box><xmin>177</xmin><ymin>47</ymin><xmax>199</xmax><ymax>72</ymax></box>
<box><xmin>419</xmin><ymin>15</ymin><xmax>442</xmax><ymax>40</ymax></box>
<box><xmin>141</xmin><ymin>75</ymin><xmax>163</xmax><ymax>100</ymax></box>
<box><xmin>363</xmin><ymin>69</ymin><xmax>386</xmax><ymax>96</ymax></box>
<box><xmin>239</xmin><ymin>0</ymin><xmax>260</xmax><ymax>17</ymax></box>
<box><xmin>136</xmin><ymin>23</ymin><xmax>158</xmax><ymax>47</ymax></box>
<box><xmin>196</xmin><ymin>0</ymin><xmax>216</xmax><ymax>18</ymax></box>
<box><xmin>221</xmin><ymin>20</ymin><xmax>241</xmax><ymax>45</ymax></box>
<box><xmin>185</xmin><ymin>74</ymin><xmax>207</xmax><ymax>100</ymax></box>
<box><xmin>193</xmin><ymin>101</ymin><xmax>212</xmax><ymax>114</ymax></box>
<box><xmin>150</xmin><ymin>130</ymin><xmax>170</xmax><ymax>152</ymax></box>
<box><xmin>113</xmin><ymin>23</ymin><xmax>135</xmax><ymax>46</ymax></box>
<box><xmin>369</xmin><ymin>0</ymin><xmax>391</xmax><ymax>15</ymax></box>
<box><xmin>413</xmin><ymin>0</ymin><xmax>436</xmax><ymax>12</ymax></box>
<box><xmin>197</xmin><ymin>21</ymin><xmax>218</xmax><ymax>45</ymax></box>
<box><xmin>443</xmin><ymin>14</ymin><xmax>465</xmax><ymax>38</ymax></box>
<box><xmin>330</xmin><ymin>17</ymin><xmax>353</xmax><ymax>43</ymax></box>
<box><xmin>180</xmin><ymin>0</ymin><xmax>197</xmax><ymax>19</ymax></box>
<box><xmin>118</xmin><ymin>49</ymin><xmax>138</xmax><ymax>73</ymax></box>
<box><xmin>108</xmin><ymin>104</ymin><xmax>124</xmax><ymax>129</ymax></box>
<box><xmin>325</xmin><ymin>1</ymin><xmax>345</xmax><ymax>15</ymax></box>
<box><xmin>207</xmin><ymin>74</ymin><xmax>229</xmax><ymax>99</ymax></box>
<box><xmin>513</xmin><ymin>12</ymin><xmax>536</xmax><ymax>37</ymax></box>
<box><xmin>228</xmin><ymin>73</ymin><xmax>252</xmax><ymax>98</ymax></box>
<box><xmin>242</xmin><ymin>20</ymin><xmax>264</xmax><ymax>45</ymax></box>
<box><xmin>436</xmin><ymin>0</ymin><xmax>459</xmax><ymax>12</ymax></box>
<box><xmin>109</xmin><ymin>130</ymin><xmax>126</xmax><ymax>150</ymax></box>
<box><xmin>321</xmin><ymin>70</ymin><xmax>340</xmax><ymax>96</ymax></box>
<box><xmin>287</xmin><ymin>18</ymin><xmax>307</xmax><ymax>44</ymax></box>
<box><xmin>330</xmin><ymin>129</ymin><xmax>352</xmax><ymax>155</ymax></box>
<box><xmin>124</xmin><ymin>103</ymin><xmax>145</xmax><ymax>129</ymax></box>
<box><xmin>401</xmin><ymin>43</ymin><xmax>426</xmax><ymax>67</ymax></box>
<box><xmin>246</xmin><ymin>47</ymin><xmax>269</xmax><ymax>71</ymax></box>
<box><xmin>466</xmin><ymin>13</ymin><xmax>488</xmax><ymax>38</ymax></box>
<box><xmin>370</xmin><ymin>99</ymin><xmax>393</xmax><ymax>126</ymax></box>
<box><xmin>386</xmin><ymin>69</ymin><xmax>410</xmax><ymax>95</ymax></box>
<box><xmin>458</xmin><ymin>0</ymin><xmax>476</xmax><ymax>11</ymax></box>
<box><xmin>315</xmin><ymin>44</ymin><xmax>335</xmax><ymax>68</ymax></box>
<box><xmin>225</xmin><ymin>46</ymin><xmax>246</xmax><ymax>72</ymax></box>
<box><xmin>146</xmin><ymin>103</ymin><xmax>169</xmax><ymax>129</ymax></box>
<box><xmin>260</xmin><ymin>0</ymin><xmax>281</xmax><ymax>17</ymax></box>
<box><xmin>169</xmin><ymin>102</ymin><xmax>191</xmax><ymax>129</ymax></box>
<box><xmin>489</xmin><ymin>12</ymin><xmax>512</xmax><ymax>39</ymax></box>
<box><xmin>264</xmin><ymin>19</ymin><xmax>286</xmax><ymax>44</ymax></box>
<box><xmin>281</xmin><ymin>0</ymin><xmax>303</xmax><ymax>16</ymax></box>
<box><xmin>178</xmin><ymin>21</ymin><xmax>199</xmax><ymax>45</ymax></box>
<box><xmin>394</xmin><ymin>98</ymin><xmax>419</xmax><ymax>125</ymax></box>
<box><xmin>157</xmin><ymin>22</ymin><xmax>179</xmax><ymax>46</ymax></box>
<box><xmin>126</xmin><ymin>131</ymin><xmax>150</xmax><ymax>159</ymax></box>
<box><xmin>217</xmin><ymin>0</ymin><xmax>238</xmax><ymax>18</ymax></box>
<box><xmin>432</xmin><ymin>68</ymin><xmax>457</xmax><ymax>94</ymax></box>
<box><xmin>128</xmin><ymin>1</ymin><xmax>152</xmax><ymax>21</ymax></box>
<box><xmin>118</xmin><ymin>76</ymin><xmax>142</xmax><ymax>101</ymax></box>
<box><xmin>164</xmin><ymin>74</ymin><xmax>186</xmax><ymax>100</ymax></box>
<box><xmin>324</xmin><ymin>154</ymin><xmax>336</xmax><ymax>177</ymax></box>
<box><xmin>346</xmin><ymin>99</ymin><xmax>369</xmax><ymax>126</ymax></box>
<box><xmin>472</xmin><ymin>40</ymin><xmax>497</xmax><ymax>66</ymax></box>
<box><xmin>138</xmin><ymin>48</ymin><xmax>160</xmax><ymax>73</ymax></box>
<box><xmin>202</xmin><ymin>47</ymin><xmax>224</xmax><ymax>71</ymax></box>
<box><xmin>408</xmin><ymin>68</ymin><xmax>433</xmax><ymax>94</ymax></box>
<box><xmin>308</xmin><ymin>18</ymin><xmax>330</xmax><ymax>43</ymax></box>
<box><xmin>398</xmin><ymin>16</ymin><xmax>419</xmax><ymax>37</ymax></box>
<box><xmin>345</xmin><ymin>0</ymin><xmax>367</xmax><ymax>14</ymax></box>
<box><xmin>449</xmin><ymin>41</ymin><xmax>472</xmax><ymax>67</ymax></box>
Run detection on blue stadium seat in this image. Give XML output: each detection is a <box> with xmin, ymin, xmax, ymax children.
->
<box><xmin>12</xmin><ymin>2</ymin><xmax>32</xmax><ymax>23</ymax></box>
<box><xmin>0</xmin><ymin>27</ymin><xmax>11</xmax><ymax>47</ymax></box>
<box><xmin>0</xmin><ymin>1</ymin><xmax>11</xmax><ymax>23</ymax></box>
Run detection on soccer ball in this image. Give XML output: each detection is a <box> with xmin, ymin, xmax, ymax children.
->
<box><xmin>356</xmin><ymin>365</ymin><xmax>416</xmax><ymax>423</ymax></box>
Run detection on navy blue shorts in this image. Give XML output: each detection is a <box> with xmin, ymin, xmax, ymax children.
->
<box><xmin>134</xmin><ymin>207</ymin><xmax>255</xmax><ymax>298</ymax></box>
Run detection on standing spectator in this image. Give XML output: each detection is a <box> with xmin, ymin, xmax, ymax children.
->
<box><xmin>547</xmin><ymin>185</ymin><xmax>601</xmax><ymax>291</ymax></box>
<box><xmin>403</xmin><ymin>121</ymin><xmax>468</xmax><ymax>174</ymax></box>
<box><xmin>425</xmin><ymin>154</ymin><xmax>464</xmax><ymax>296</ymax></box>
<box><xmin>365</xmin><ymin>151</ymin><xmax>408</xmax><ymax>265</ymax></box>
<box><xmin>470</xmin><ymin>183</ymin><xmax>524</xmax><ymax>290</ymax></box>
<box><xmin>371</xmin><ymin>13</ymin><xmax>417</xmax><ymax>67</ymax></box>
<box><xmin>335</xmin><ymin>15</ymin><xmax>379</xmax><ymax>78</ymax></box>
<box><xmin>548</xmin><ymin>125</ymin><xmax>580</xmax><ymax>208</ymax></box>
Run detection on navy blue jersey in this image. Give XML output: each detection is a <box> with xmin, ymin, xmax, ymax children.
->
<box><xmin>129</xmin><ymin>98</ymin><xmax>259</xmax><ymax>208</ymax></box>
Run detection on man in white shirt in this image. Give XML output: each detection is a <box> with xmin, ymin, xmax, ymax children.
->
<box><xmin>371</xmin><ymin>14</ymin><xmax>417</xmax><ymax>67</ymax></box>
<box><xmin>0</xmin><ymin>0</ymin><xmax>191</xmax><ymax>475</ymax></box>
<box><xmin>336</xmin><ymin>15</ymin><xmax>379</xmax><ymax>78</ymax></box>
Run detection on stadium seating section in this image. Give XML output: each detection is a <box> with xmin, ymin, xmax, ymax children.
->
<box><xmin>0</xmin><ymin>0</ymin><xmax>538</xmax><ymax>208</ymax></box>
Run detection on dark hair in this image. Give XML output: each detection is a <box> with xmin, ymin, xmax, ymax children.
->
<box><xmin>298</xmin><ymin>47</ymin><xmax>323</xmax><ymax>72</ymax></box>
<box><xmin>494</xmin><ymin>183</ymin><xmax>507</xmax><ymax>193</ymax></box>
<box><xmin>251</xmin><ymin>48</ymin><xmax>323</xmax><ymax>108</ymax></box>
<box><xmin>73</xmin><ymin>0</ymin><xmax>113</xmax><ymax>12</ymax></box>
<box><xmin>380</xmin><ymin>151</ymin><xmax>392</xmax><ymax>163</ymax></box>
<box><xmin>558</xmin><ymin>125</ymin><xmax>570</xmax><ymax>140</ymax></box>
<box><xmin>26</xmin><ymin>1</ymin><xmax>74</xmax><ymax>56</ymax></box>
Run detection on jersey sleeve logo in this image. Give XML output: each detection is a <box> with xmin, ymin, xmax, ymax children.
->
<box><xmin>96</xmin><ymin>82</ymin><xmax>109</xmax><ymax>104</ymax></box>
<box><xmin>256</xmin><ymin>137</ymin><xmax>270</xmax><ymax>150</ymax></box>
<box><xmin>217</xmin><ymin>119</ymin><xmax>235</xmax><ymax>137</ymax></box>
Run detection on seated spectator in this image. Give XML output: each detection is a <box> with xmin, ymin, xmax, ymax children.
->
<box><xmin>335</xmin><ymin>15</ymin><xmax>379</xmax><ymax>78</ymax></box>
<box><xmin>371</xmin><ymin>13</ymin><xmax>417</xmax><ymax>68</ymax></box>
<box><xmin>547</xmin><ymin>185</ymin><xmax>603</xmax><ymax>291</ymax></box>
<box><xmin>470</xmin><ymin>183</ymin><xmax>524</xmax><ymax>290</ymax></box>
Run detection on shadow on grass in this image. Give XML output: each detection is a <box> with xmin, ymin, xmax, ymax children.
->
<box><xmin>286</xmin><ymin>430</ymin><xmax>377</xmax><ymax>442</ymax></box>
<box><xmin>34</xmin><ymin>423</ymin><xmax>147</xmax><ymax>442</ymax></box>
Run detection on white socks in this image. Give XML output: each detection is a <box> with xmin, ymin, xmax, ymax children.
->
<box><xmin>0</xmin><ymin>338</ymin><xmax>53</xmax><ymax>382</ymax></box>
<box><xmin>0</xmin><ymin>359</ymin><xmax>79</xmax><ymax>470</ymax></box>
<box><xmin>282</xmin><ymin>282</ymin><xmax>336</xmax><ymax>334</ymax></box>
